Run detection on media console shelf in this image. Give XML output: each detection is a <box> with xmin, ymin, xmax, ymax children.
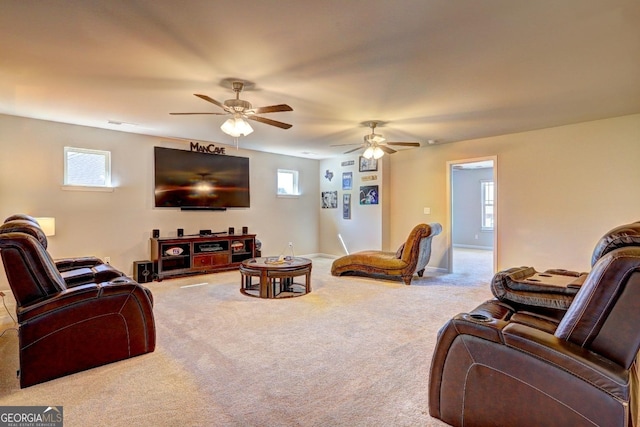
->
<box><xmin>151</xmin><ymin>233</ymin><xmax>256</xmax><ymax>281</ymax></box>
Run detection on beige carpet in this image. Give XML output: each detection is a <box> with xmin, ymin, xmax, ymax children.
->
<box><xmin>0</xmin><ymin>250</ymin><xmax>494</xmax><ymax>427</ymax></box>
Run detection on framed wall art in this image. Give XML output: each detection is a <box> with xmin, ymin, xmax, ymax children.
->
<box><xmin>359</xmin><ymin>185</ymin><xmax>379</xmax><ymax>205</ymax></box>
<box><xmin>343</xmin><ymin>194</ymin><xmax>351</xmax><ymax>219</ymax></box>
<box><xmin>342</xmin><ymin>172</ymin><xmax>352</xmax><ymax>190</ymax></box>
<box><xmin>321</xmin><ymin>191</ymin><xmax>338</xmax><ymax>208</ymax></box>
<box><xmin>358</xmin><ymin>156</ymin><xmax>378</xmax><ymax>172</ymax></box>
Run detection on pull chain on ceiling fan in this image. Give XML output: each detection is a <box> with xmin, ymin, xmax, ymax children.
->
<box><xmin>332</xmin><ymin>120</ymin><xmax>421</xmax><ymax>158</ymax></box>
<box><xmin>170</xmin><ymin>80</ymin><xmax>293</xmax><ymax>138</ymax></box>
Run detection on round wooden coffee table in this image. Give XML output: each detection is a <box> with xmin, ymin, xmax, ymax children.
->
<box><xmin>240</xmin><ymin>257</ymin><xmax>312</xmax><ymax>298</ymax></box>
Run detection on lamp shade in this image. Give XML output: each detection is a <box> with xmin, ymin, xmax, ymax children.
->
<box><xmin>221</xmin><ymin>116</ymin><xmax>254</xmax><ymax>137</ymax></box>
<box><xmin>35</xmin><ymin>217</ymin><xmax>55</xmax><ymax>236</ymax></box>
<box><xmin>372</xmin><ymin>146</ymin><xmax>385</xmax><ymax>159</ymax></box>
<box><xmin>362</xmin><ymin>147</ymin><xmax>374</xmax><ymax>159</ymax></box>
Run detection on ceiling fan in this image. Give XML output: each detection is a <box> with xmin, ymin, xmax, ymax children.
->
<box><xmin>170</xmin><ymin>80</ymin><xmax>293</xmax><ymax>137</ymax></box>
<box><xmin>333</xmin><ymin>121</ymin><xmax>421</xmax><ymax>159</ymax></box>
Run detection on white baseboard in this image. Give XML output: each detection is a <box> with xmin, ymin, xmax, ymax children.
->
<box><xmin>425</xmin><ymin>266</ymin><xmax>448</xmax><ymax>273</ymax></box>
<box><xmin>453</xmin><ymin>244</ymin><xmax>493</xmax><ymax>251</ymax></box>
<box><xmin>312</xmin><ymin>253</ymin><xmax>340</xmax><ymax>259</ymax></box>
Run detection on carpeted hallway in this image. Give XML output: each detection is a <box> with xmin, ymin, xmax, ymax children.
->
<box><xmin>0</xmin><ymin>251</ymin><xmax>494</xmax><ymax>426</ymax></box>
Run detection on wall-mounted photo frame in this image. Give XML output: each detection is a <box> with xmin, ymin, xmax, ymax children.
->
<box><xmin>343</xmin><ymin>194</ymin><xmax>351</xmax><ymax>219</ymax></box>
<box><xmin>342</xmin><ymin>172</ymin><xmax>353</xmax><ymax>190</ymax></box>
<box><xmin>321</xmin><ymin>191</ymin><xmax>338</xmax><ymax>208</ymax></box>
<box><xmin>359</xmin><ymin>185</ymin><xmax>379</xmax><ymax>205</ymax></box>
<box><xmin>359</xmin><ymin>156</ymin><xmax>378</xmax><ymax>172</ymax></box>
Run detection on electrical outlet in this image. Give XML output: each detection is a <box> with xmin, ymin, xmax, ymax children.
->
<box><xmin>104</xmin><ymin>257</ymin><xmax>111</xmax><ymax>264</ymax></box>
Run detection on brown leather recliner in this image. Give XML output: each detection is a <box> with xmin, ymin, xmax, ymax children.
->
<box><xmin>331</xmin><ymin>223</ymin><xmax>442</xmax><ymax>285</ymax></box>
<box><xmin>0</xmin><ymin>219</ymin><xmax>156</xmax><ymax>388</ymax></box>
<box><xmin>3</xmin><ymin>214</ymin><xmax>125</xmax><ymax>286</ymax></box>
<box><xmin>429</xmin><ymin>221</ymin><xmax>640</xmax><ymax>427</ymax></box>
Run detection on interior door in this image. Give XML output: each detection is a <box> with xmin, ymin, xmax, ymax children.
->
<box><xmin>446</xmin><ymin>156</ymin><xmax>497</xmax><ymax>277</ymax></box>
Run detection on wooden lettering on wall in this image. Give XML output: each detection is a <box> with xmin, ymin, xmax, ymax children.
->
<box><xmin>190</xmin><ymin>142</ymin><xmax>226</xmax><ymax>155</ymax></box>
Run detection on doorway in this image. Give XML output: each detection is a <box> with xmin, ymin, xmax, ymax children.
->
<box><xmin>446</xmin><ymin>156</ymin><xmax>497</xmax><ymax>278</ymax></box>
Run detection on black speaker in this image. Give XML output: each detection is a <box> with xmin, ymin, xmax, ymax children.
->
<box><xmin>242</xmin><ymin>226</ymin><xmax>248</xmax><ymax>235</ymax></box>
<box><xmin>134</xmin><ymin>260</ymin><xmax>153</xmax><ymax>283</ymax></box>
<box><xmin>228</xmin><ymin>227</ymin><xmax>235</xmax><ymax>235</ymax></box>
<box><xmin>152</xmin><ymin>229</ymin><xmax>160</xmax><ymax>238</ymax></box>
<box><xmin>177</xmin><ymin>228</ymin><xmax>184</xmax><ymax>237</ymax></box>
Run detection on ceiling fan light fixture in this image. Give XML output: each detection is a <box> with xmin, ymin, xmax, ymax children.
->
<box><xmin>372</xmin><ymin>134</ymin><xmax>385</xmax><ymax>144</ymax></box>
<box><xmin>221</xmin><ymin>116</ymin><xmax>253</xmax><ymax>137</ymax></box>
<box><xmin>174</xmin><ymin>80</ymin><xmax>292</xmax><ymax>137</ymax></box>
<box><xmin>336</xmin><ymin>120</ymin><xmax>420</xmax><ymax>157</ymax></box>
<box><xmin>224</xmin><ymin>98</ymin><xmax>252</xmax><ymax>111</ymax></box>
<box><xmin>364</xmin><ymin>133</ymin><xmax>385</xmax><ymax>144</ymax></box>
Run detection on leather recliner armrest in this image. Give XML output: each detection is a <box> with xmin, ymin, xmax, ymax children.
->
<box><xmin>16</xmin><ymin>283</ymin><xmax>100</xmax><ymax>322</ymax></box>
<box><xmin>502</xmin><ymin>322</ymin><xmax>629</xmax><ymax>401</ymax></box>
<box><xmin>16</xmin><ymin>278</ymin><xmax>152</xmax><ymax>323</ymax></box>
<box><xmin>429</xmin><ymin>306</ymin><xmax>512</xmax><ymax>420</ymax></box>
<box><xmin>54</xmin><ymin>256</ymin><xmax>105</xmax><ymax>271</ymax></box>
<box><xmin>59</xmin><ymin>267</ymin><xmax>96</xmax><ymax>286</ymax></box>
<box><xmin>59</xmin><ymin>263</ymin><xmax>125</xmax><ymax>287</ymax></box>
<box><xmin>92</xmin><ymin>263</ymin><xmax>125</xmax><ymax>281</ymax></box>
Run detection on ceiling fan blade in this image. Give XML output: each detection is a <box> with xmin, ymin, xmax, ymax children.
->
<box><xmin>387</xmin><ymin>142</ymin><xmax>421</xmax><ymax>147</ymax></box>
<box><xmin>251</xmin><ymin>104</ymin><xmax>293</xmax><ymax>114</ymax></box>
<box><xmin>169</xmin><ymin>112</ymin><xmax>226</xmax><ymax>115</ymax></box>
<box><xmin>194</xmin><ymin>94</ymin><xmax>232</xmax><ymax>112</ymax></box>
<box><xmin>246</xmin><ymin>115</ymin><xmax>292</xmax><ymax>129</ymax></box>
<box><xmin>343</xmin><ymin>146</ymin><xmax>363</xmax><ymax>154</ymax></box>
<box><xmin>380</xmin><ymin>145</ymin><xmax>397</xmax><ymax>154</ymax></box>
<box><xmin>330</xmin><ymin>142</ymin><xmax>362</xmax><ymax>147</ymax></box>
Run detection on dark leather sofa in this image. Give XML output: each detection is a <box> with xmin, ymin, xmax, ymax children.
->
<box><xmin>0</xmin><ymin>216</ymin><xmax>156</xmax><ymax>387</ymax></box>
<box><xmin>429</xmin><ymin>221</ymin><xmax>640</xmax><ymax>427</ymax></box>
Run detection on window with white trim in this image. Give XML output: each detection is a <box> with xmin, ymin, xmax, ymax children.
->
<box><xmin>277</xmin><ymin>169</ymin><xmax>299</xmax><ymax>196</ymax></box>
<box><xmin>481</xmin><ymin>180</ymin><xmax>494</xmax><ymax>230</ymax></box>
<box><xmin>64</xmin><ymin>147</ymin><xmax>112</xmax><ymax>187</ymax></box>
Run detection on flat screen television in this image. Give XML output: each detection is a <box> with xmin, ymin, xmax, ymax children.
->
<box><xmin>154</xmin><ymin>147</ymin><xmax>250</xmax><ymax>209</ymax></box>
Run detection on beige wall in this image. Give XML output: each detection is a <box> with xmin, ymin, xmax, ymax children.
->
<box><xmin>388</xmin><ymin>113</ymin><xmax>640</xmax><ymax>273</ymax></box>
<box><xmin>1</xmin><ymin>113</ymin><xmax>639</xmax><ymax>286</ymax></box>
<box><xmin>318</xmin><ymin>155</ymin><xmax>390</xmax><ymax>256</ymax></box>
<box><xmin>0</xmin><ymin>114</ymin><xmax>320</xmax><ymax>285</ymax></box>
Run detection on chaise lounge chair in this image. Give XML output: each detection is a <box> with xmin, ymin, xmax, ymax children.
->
<box><xmin>331</xmin><ymin>223</ymin><xmax>442</xmax><ymax>285</ymax></box>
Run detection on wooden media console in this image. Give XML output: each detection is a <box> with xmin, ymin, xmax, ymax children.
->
<box><xmin>151</xmin><ymin>233</ymin><xmax>256</xmax><ymax>280</ymax></box>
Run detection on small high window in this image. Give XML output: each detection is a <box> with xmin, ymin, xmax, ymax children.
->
<box><xmin>277</xmin><ymin>169</ymin><xmax>299</xmax><ymax>196</ymax></box>
<box><xmin>64</xmin><ymin>147</ymin><xmax>111</xmax><ymax>187</ymax></box>
<box><xmin>481</xmin><ymin>180</ymin><xmax>494</xmax><ymax>230</ymax></box>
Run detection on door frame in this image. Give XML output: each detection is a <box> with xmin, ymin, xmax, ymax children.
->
<box><xmin>445</xmin><ymin>155</ymin><xmax>498</xmax><ymax>274</ymax></box>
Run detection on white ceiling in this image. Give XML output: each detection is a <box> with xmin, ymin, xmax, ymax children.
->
<box><xmin>1</xmin><ymin>0</ymin><xmax>639</xmax><ymax>159</ymax></box>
